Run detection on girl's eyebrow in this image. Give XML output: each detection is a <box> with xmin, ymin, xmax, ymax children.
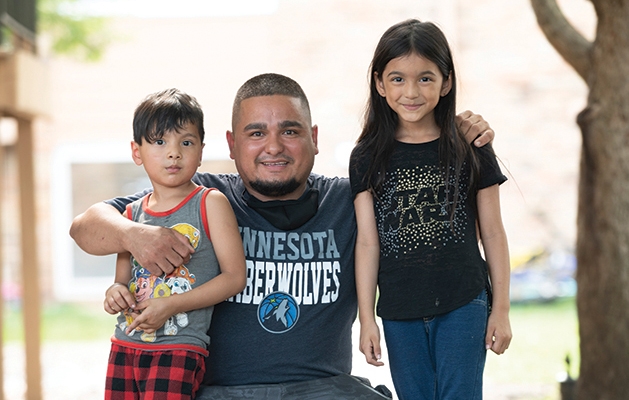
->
<box><xmin>386</xmin><ymin>69</ymin><xmax>438</xmax><ymax>77</ymax></box>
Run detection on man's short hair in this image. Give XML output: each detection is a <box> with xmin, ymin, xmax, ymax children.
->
<box><xmin>232</xmin><ymin>73</ymin><xmax>311</xmax><ymax>128</ymax></box>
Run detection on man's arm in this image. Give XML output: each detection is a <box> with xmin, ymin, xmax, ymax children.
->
<box><xmin>69</xmin><ymin>202</ymin><xmax>194</xmax><ymax>275</ymax></box>
<box><xmin>456</xmin><ymin>110</ymin><xmax>495</xmax><ymax>147</ymax></box>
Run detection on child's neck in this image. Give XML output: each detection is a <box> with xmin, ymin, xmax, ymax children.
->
<box><xmin>395</xmin><ymin>119</ymin><xmax>440</xmax><ymax>144</ymax></box>
<box><xmin>147</xmin><ymin>181</ymin><xmax>199</xmax><ymax>212</ymax></box>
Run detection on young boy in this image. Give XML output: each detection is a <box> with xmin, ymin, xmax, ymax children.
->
<box><xmin>102</xmin><ymin>88</ymin><xmax>246</xmax><ymax>399</ymax></box>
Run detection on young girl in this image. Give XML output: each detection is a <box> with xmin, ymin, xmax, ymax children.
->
<box><xmin>350</xmin><ymin>20</ymin><xmax>512</xmax><ymax>400</ymax></box>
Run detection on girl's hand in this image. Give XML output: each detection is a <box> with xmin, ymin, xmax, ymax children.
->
<box><xmin>104</xmin><ymin>283</ymin><xmax>136</xmax><ymax>315</ymax></box>
<box><xmin>485</xmin><ymin>310</ymin><xmax>512</xmax><ymax>355</ymax></box>
<box><xmin>125</xmin><ymin>297</ymin><xmax>174</xmax><ymax>334</ymax></box>
<box><xmin>359</xmin><ymin>321</ymin><xmax>385</xmax><ymax>366</ymax></box>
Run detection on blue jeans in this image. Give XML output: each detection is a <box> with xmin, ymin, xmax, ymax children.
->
<box><xmin>382</xmin><ymin>290</ymin><xmax>489</xmax><ymax>400</ymax></box>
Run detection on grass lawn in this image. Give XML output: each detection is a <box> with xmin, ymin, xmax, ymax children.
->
<box><xmin>485</xmin><ymin>297</ymin><xmax>580</xmax><ymax>386</ymax></box>
<box><xmin>3</xmin><ymin>297</ymin><xmax>580</xmax><ymax>390</ymax></box>
<box><xmin>3</xmin><ymin>302</ymin><xmax>116</xmax><ymax>342</ymax></box>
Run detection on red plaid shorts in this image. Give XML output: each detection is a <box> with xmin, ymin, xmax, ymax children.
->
<box><xmin>105</xmin><ymin>343</ymin><xmax>206</xmax><ymax>400</ymax></box>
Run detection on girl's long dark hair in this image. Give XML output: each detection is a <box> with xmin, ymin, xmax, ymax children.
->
<box><xmin>354</xmin><ymin>19</ymin><xmax>479</xmax><ymax>222</ymax></box>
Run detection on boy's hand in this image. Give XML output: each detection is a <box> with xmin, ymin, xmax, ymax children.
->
<box><xmin>456</xmin><ymin>110</ymin><xmax>495</xmax><ymax>147</ymax></box>
<box><xmin>125</xmin><ymin>297</ymin><xmax>174</xmax><ymax>334</ymax></box>
<box><xmin>104</xmin><ymin>283</ymin><xmax>136</xmax><ymax>315</ymax></box>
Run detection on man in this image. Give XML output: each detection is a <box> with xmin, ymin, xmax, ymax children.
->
<box><xmin>70</xmin><ymin>73</ymin><xmax>494</xmax><ymax>399</ymax></box>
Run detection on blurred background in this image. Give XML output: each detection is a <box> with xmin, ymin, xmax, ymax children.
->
<box><xmin>1</xmin><ymin>0</ymin><xmax>591</xmax><ymax>398</ymax></box>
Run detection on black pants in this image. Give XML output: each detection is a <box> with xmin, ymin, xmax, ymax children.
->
<box><xmin>195</xmin><ymin>374</ymin><xmax>392</xmax><ymax>400</ymax></box>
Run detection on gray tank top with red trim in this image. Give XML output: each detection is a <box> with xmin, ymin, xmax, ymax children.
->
<box><xmin>113</xmin><ymin>186</ymin><xmax>220</xmax><ymax>354</ymax></box>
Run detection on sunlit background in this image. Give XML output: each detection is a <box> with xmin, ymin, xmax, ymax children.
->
<box><xmin>1</xmin><ymin>0</ymin><xmax>594</xmax><ymax>398</ymax></box>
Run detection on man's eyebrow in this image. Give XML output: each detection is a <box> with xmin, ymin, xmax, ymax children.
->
<box><xmin>278</xmin><ymin>120</ymin><xmax>304</xmax><ymax>129</ymax></box>
<box><xmin>243</xmin><ymin>122</ymin><xmax>267</xmax><ymax>131</ymax></box>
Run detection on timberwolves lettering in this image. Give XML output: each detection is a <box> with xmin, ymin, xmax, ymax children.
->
<box><xmin>227</xmin><ymin>228</ymin><xmax>342</xmax><ymax>306</ymax></box>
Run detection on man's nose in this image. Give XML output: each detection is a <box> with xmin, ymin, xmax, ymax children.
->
<box><xmin>265</xmin><ymin>133</ymin><xmax>284</xmax><ymax>154</ymax></box>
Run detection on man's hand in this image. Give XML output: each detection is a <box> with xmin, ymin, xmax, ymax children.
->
<box><xmin>456</xmin><ymin>110</ymin><xmax>495</xmax><ymax>147</ymax></box>
<box><xmin>70</xmin><ymin>203</ymin><xmax>194</xmax><ymax>275</ymax></box>
<box><xmin>128</xmin><ymin>225</ymin><xmax>195</xmax><ymax>275</ymax></box>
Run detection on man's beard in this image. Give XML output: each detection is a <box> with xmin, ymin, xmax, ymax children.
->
<box><xmin>249</xmin><ymin>178</ymin><xmax>301</xmax><ymax>198</ymax></box>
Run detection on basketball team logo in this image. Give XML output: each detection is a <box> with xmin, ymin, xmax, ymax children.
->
<box><xmin>257</xmin><ymin>291</ymin><xmax>300</xmax><ymax>334</ymax></box>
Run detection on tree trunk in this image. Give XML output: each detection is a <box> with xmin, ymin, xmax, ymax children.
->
<box><xmin>531</xmin><ymin>1</ymin><xmax>629</xmax><ymax>398</ymax></box>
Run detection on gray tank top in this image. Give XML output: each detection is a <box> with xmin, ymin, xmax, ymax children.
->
<box><xmin>113</xmin><ymin>186</ymin><xmax>220</xmax><ymax>355</ymax></box>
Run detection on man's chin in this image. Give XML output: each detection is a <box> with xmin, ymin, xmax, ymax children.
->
<box><xmin>249</xmin><ymin>178</ymin><xmax>301</xmax><ymax>198</ymax></box>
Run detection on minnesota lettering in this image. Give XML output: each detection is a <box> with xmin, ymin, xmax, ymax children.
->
<box><xmin>227</xmin><ymin>228</ymin><xmax>342</xmax><ymax>305</ymax></box>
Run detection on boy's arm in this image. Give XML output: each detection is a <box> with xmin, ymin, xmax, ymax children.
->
<box><xmin>354</xmin><ymin>190</ymin><xmax>385</xmax><ymax>367</ymax></box>
<box><xmin>125</xmin><ymin>190</ymin><xmax>246</xmax><ymax>333</ymax></box>
<box><xmin>477</xmin><ymin>184</ymin><xmax>512</xmax><ymax>355</ymax></box>
<box><xmin>456</xmin><ymin>110</ymin><xmax>495</xmax><ymax>147</ymax></box>
<box><xmin>70</xmin><ymin>202</ymin><xmax>194</xmax><ymax>275</ymax></box>
<box><xmin>104</xmin><ymin>251</ymin><xmax>136</xmax><ymax>315</ymax></box>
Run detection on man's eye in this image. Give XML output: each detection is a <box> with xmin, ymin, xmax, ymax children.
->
<box><xmin>251</xmin><ymin>131</ymin><xmax>263</xmax><ymax>137</ymax></box>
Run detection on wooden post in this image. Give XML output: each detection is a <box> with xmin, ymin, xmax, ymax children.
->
<box><xmin>0</xmin><ymin>140</ymin><xmax>5</xmax><ymax>400</ymax></box>
<box><xmin>16</xmin><ymin>117</ymin><xmax>42</xmax><ymax>400</ymax></box>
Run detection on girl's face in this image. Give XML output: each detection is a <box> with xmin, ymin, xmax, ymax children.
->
<box><xmin>376</xmin><ymin>52</ymin><xmax>451</xmax><ymax>137</ymax></box>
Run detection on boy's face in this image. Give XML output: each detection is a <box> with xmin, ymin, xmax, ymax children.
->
<box><xmin>226</xmin><ymin>95</ymin><xmax>319</xmax><ymax>201</ymax></box>
<box><xmin>131</xmin><ymin>122</ymin><xmax>204</xmax><ymax>190</ymax></box>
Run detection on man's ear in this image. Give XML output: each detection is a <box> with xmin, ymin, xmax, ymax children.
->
<box><xmin>311</xmin><ymin>125</ymin><xmax>319</xmax><ymax>155</ymax></box>
<box><xmin>226</xmin><ymin>130</ymin><xmax>236</xmax><ymax>160</ymax></box>
<box><xmin>130</xmin><ymin>141</ymin><xmax>143</xmax><ymax>166</ymax></box>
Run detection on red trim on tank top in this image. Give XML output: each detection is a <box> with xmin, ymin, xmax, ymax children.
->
<box><xmin>200</xmin><ymin>188</ymin><xmax>216</xmax><ymax>241</ymax></box>
<box><xmin>141</xmin><ymin>186</ymin><xmax>204</xmax><ymax>217</ymax></box>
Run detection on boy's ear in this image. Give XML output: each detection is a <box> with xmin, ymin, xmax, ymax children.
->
<box><xmin>130</xmin><ymin>141</ymin><xmax>143</xmax><ymax>166</ymax></box>
<box><xmin>199</xmin><ymin>143</ymin><xmax>205</xmax><ymax>166</ymax></box>
<box><xmin>441</xmin><ymin>72</ymin><xmax>453</xmax><ymax>97</ymax></box>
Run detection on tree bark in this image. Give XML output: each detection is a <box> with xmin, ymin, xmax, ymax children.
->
<box><xmin>531</xmin><ymin>1</ymin><xmax>629</xmax><ymax>399</ymax></box>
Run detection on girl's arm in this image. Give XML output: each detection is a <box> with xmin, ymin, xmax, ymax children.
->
<box><xmin>354</xmin><ymin>190</ymin><xmax>385</xmax><ymax>366</ymax></box>
<box><xmin>477</xmin><ymin>184</ymin><xmax>512</xmax><ymax>355</ymax></box>
<box><xmin>126</xmin><ymin>190</ymin><xmax>246</xmax><ymax>333</ymax></box>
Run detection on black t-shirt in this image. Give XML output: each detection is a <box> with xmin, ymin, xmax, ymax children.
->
<box><xmin>349</xmin><ymin>139</ymin><xmax>507</xmax><ymax>319</ymax></box>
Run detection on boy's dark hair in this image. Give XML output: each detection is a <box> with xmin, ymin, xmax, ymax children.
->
<box><xmin>133</xmin><ymin>88</ymin><xmax>205</xmax><ymax>144</ymax></box>
<box><xmin>354</xmin><ymin>19</ymin><xmax>480</xmax><ymax>222</ymax></box>
<box><xmin>231</xmin><ymin>73</ymin><xmax>311</xmax><ymax>128</ymax></box>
